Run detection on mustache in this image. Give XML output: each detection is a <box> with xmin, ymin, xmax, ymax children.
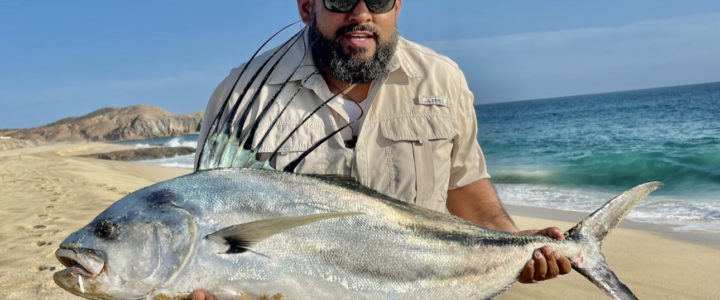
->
<box><xmin>334</xmin><ymin>24</ymin><xmax>380</xmax><ymax>40</ymax></box>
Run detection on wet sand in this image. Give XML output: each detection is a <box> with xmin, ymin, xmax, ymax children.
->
<box><xmin>0</xmin><ymin>143</ymin><xmax>718</xmax><ymax>299</ymax></box>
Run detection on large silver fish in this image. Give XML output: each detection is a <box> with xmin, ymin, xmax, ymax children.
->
<box><xmin>54</xmin><ymin>27</ymin><xmax>662</xmax><ymax>299</ymax></box>
<box><xmin>53</xmin><ymin>167</ymin><xmax>661</xmax><ymax>299</ymax></box>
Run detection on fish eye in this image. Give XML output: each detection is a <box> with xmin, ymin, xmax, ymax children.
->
<box><xmin>95</xmin><ymin>219</ymin><xmax>119</xmax><ymax>239</ymax></box>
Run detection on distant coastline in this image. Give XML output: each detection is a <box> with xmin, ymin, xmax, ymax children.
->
<box><xmin>0</xmin><ymin>105</ymin><xmax>201</xmax><ymax>150</ymax></box>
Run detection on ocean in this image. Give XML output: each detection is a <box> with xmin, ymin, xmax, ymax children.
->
<box><xmin>122</xmin><ymin>82</ymin><xmax>720</xmax><ymax>233</ymax></box>
<box><xmin>478</xmin><ymin>82</ymin><xmax>720</xmax><ymax>233</ymax></box>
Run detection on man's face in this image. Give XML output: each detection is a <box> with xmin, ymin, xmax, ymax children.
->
<box><xmin>307</xmin><ymin>0</ymin><xmax>401</xmax><ymax>83</ymax></box>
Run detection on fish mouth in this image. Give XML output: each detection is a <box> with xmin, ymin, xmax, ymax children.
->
<box><xmin>55</xmin><ymin>247</ymin><xmax>106</xmax><ymax>278</ymax></box>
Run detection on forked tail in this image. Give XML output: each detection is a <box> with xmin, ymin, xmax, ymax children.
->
<box><xmin>564</xmin><ymin>182</ymin><xmax>663</xmax><ymax>300</ymax></box>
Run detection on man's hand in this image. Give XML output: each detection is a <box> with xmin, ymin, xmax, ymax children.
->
<box><xmin>446</xmin><ymin>180</ymin><xmax>572</xmax><ymax>283</ymax></box>
<box><xmin>515</xmin><ymin>227</ymin><xmax>572</xmax><ymax>283</ymax></box>
<box><xmin>191</xmin><ymin>290</ymin><xmax>217</xmax><ymax>300</ymax></box>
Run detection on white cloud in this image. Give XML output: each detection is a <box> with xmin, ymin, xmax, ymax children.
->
<box><xmin>427</xmin><ymin>13</ymin><xmax>720</xmax><ymax>103</ymax></box>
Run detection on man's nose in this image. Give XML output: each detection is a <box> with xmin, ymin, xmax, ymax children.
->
<box><xmin>346</xmin><ymin>0</ymin><xmax>372</xmax><ymax>24</ymax></box>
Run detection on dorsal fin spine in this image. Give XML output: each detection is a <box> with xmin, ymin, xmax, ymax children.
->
<box><xmin>214</xmin><ymin>31</ymin><xmax>303</xmax><ymax>168</ymax></box>
<box><xmin>283</xmin><ymin>122</ymin><xmax>354</xmax><ymax>172</ymax></box>
<box><xmin>198</xmin><ymin>22</ymin><xmax>368</xmax><ymax>174</ymax></box>
<box><xmin>235</xmin><ymin>32</ymin><xmax>310</xmax><ymax>168</ymax></box>
<box><xmin>283</xmin><ymin>95</ymin><xmax>366</xmax><ymax>172</ymax></box>
<box><xmin>267</xmin><ymin>85</ymin><xmax>352</xmax><ymax>165</ymax></box>
<box><xmin>251</xmin><ymin>74</ymin><xmax>313</xmax><ymax>162</ymax></box>
<box><xmin>197</xmin><ymin>22</ymin><xmax>300</xmax><ymax>170</ymax></box>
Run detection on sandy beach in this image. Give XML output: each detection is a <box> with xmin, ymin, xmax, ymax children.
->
<box><xmin>1</xmin><ymin>143</ymin><xmax>718</xmax><ymax>299</ymax></box>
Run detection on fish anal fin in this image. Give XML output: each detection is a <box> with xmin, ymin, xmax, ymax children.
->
<box><xmin>205</xmin><ymin>212</ymin><xmax>362</xmax><ymax>254</ymax></box>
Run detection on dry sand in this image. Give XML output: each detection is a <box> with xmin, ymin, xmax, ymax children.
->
<box><xmin>1</xmin><ymin>143</ymin><xmax>718</xmax><ymax>299</ymax></box>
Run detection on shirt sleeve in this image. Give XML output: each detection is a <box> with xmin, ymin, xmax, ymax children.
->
<box><xmin>447</xmin><ymin>69</ymin><xmax>491</xmax><ymax>190</ymax></box>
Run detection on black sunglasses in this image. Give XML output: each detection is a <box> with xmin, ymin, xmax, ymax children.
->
<box><xmin>324</xmin><ymin>0</ymin><xmax>397</xmax><ymax>14</ymax></box>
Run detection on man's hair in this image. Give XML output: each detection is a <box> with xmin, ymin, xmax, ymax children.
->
<box><xmin>308</xmin><ymin>16</ymin><xmax>398</xmax><ymax>84</ymax></box>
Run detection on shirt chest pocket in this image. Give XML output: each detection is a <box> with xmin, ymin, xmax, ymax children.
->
<box><xmin>377</xmin><ymin>115</ymin><xmax>457</xmax><ymax>211</ymax></box>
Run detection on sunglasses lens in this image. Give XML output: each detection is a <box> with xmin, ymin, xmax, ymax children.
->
<box><xmin>365</xmin><ymin>0</ymin><xmax>396</xmax><ymax>13</ymax></box>
<box><xmin>324</xmin><ymin>0</ymin><xmax>396</xmax><ymax>13</ymax></box>
<box><xmin>325</xmin><ymin>0</ymin><xmax>357</xmax><ymax>13</ymax></box>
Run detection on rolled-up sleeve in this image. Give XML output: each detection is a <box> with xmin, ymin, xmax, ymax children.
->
<box><xmin>448</xmin><ymin>71</ymin><xmax>490</xmax><ymax>190</ymax></box>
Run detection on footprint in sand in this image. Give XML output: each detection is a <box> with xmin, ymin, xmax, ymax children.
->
<box><xmin>41</xmin><ymin>229</ymin><xmax>61</xmax><ymax>237</ymax></box>
<box><xmin>30</xmin><ymin>265</ymin><xmax>57</xmax><ymax>273</ymax></box>
<box><xmin>33</xmin><ymin>224</ymin><xmax>47</xmax><ymax>229</ymax></box>
<box><xmin>40</xmin><ymin>216</ymin><xmax>60</xmax><ymax>222</ymax></box>
<box><xmin>34</xmin><ymin>241</ymin><xmax>53</xmax><ymax>247</ymax></box>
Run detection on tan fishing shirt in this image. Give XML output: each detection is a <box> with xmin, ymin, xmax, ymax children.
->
<box><xmin>195</xmin><ymin>30</ymin><xmax>490</xmax><ymax>212</ymax></box>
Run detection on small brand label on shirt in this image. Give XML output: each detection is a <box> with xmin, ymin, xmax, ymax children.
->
<box><xmin>418</xmin><ymin>96</ymin><xmax>447</xmax><ymax>106</ymax></box>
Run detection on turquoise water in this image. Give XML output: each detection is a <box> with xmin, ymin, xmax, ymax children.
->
<box><xmin>477</xmin><ymin>82</ymin><xmax>720</xmax><ymax>232</ymax></box>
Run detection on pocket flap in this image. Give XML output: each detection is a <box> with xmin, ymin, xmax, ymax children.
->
<box><xmin>379</xmin><ymin>115</ymin><xmax>456</xmax><ymax>142</ymax></box>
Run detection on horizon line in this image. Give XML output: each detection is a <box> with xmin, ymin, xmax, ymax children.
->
<box><xmin>476</xmin><ymin>80</ymin><xmax>720</xmax><ymax>106</ymax></box>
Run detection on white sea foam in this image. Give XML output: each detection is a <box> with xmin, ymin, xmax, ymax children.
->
<box><xmin>495</xmin><ymin>183</ymin><xmax>720</xmax><ymax>233</ymax></box>
<box><xmin>135</xmin><ymin>154</ymin><xmax>195</xmax><ymax>169</ymax></box>
<box><xmin>118</xmin><ymin>135</ymin><xmax>198</xmax><ymax>169</ymax></box>
<box><xmin>117</xmin><ymin>135</ymin><xmax>198</xmax><ymax>148</ymax></box>
<box><xmin>165</xmin><ymin>136</ymin><xmax>198</xmax><ymax>148</ymax></box>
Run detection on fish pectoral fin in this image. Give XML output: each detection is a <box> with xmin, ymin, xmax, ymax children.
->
<box><xmin>205</xmin><ymin>212</ymin><xmax>362</xmax><ymax>254</ymax></box>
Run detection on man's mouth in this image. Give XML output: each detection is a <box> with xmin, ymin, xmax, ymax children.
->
<box><xmin>341</xmin><ymin>31</ymin><xmax>376</xmax><ymax>48</ymax></box>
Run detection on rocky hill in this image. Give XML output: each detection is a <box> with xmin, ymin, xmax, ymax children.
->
<box><xmin>0</xmin><ymin>105</ymin><xmax>202</xmax><ymax>147</ymax></box>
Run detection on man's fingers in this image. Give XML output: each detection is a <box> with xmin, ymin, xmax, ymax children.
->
<box><xmin>533</xmin><ymin>249</ymin><xmax>547</xmax><ymax>281</ymax></box>
<box><xmin>538</xmin><ymin>227</ymin><xmax>564</xmax><ymax>240</ymax></box>
<box><xmin>192</xmin><ymin>290</ymin><xmax>204</xmax><ymax>300</ymax></box>
<box><xmin>542</xmin><ymin>246</ymin><xmax>559</xmax><ymax>279</ymax></box>
<box><xmin>192</xmin><ymin>290</ymin><xmax>217</xmax><ymax>300</ymax></box>
<box><xmin>557</xmin><ymin>253</ymin><xmax>572</xmax><ymax>274</ymax></box>
<box><xmin>518</xmin><ymin>260</ymin><xmax>535</xmax><ymax>283</ymax></box>
<box><xmin>514</xmin><ymin>228</ymin><xmax>572</xmax><ymax>283</ymax></box>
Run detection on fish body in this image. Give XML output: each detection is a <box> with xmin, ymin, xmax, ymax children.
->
<box><xmin>54</xmin><ymin>168</ymin><xmax>661</xmax><ymax>299</ymax></box>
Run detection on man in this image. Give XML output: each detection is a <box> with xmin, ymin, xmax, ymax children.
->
<box><xmin>193</xmin><ymin>0</ymin><xmax>569</xmax><ymax>298</ymax></box>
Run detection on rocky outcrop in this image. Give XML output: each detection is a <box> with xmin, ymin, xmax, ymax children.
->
<box><xmin>0</xmin><ymin>105</ymin><xmax>202</xmax><ymax>145</ymax></box>
<box><xmin>82</xmin><ymin>147</ymin><xmax>196</xmax><ymax>161</ymax></box>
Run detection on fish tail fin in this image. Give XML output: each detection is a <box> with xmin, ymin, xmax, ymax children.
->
<box><xmin>564</xmin><ymin>182</ymin><xmax>663</xmax><ymax>300</ymax></box>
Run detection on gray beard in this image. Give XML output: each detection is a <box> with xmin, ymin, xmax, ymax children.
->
<box><xmin>308</xmin><ymin>18</ymin><xmax>398</xmax><ymax>84</ymax></box>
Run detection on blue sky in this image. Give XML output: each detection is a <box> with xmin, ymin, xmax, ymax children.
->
<box><xmin>2</xmin><ymin>1</ymin><xmax>720</xmax><ymax>128</ymax></box>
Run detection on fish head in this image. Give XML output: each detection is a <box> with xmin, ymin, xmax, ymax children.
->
<box><xmin>53</xmin><ymin>185</ymin><xmax>197</xmax><ymax>299</ymax></box>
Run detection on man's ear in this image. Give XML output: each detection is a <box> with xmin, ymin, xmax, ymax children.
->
<box><xmin>297</xmin><ymin>0</ymin><xmax>313</xmax><ymax>25</ymax></box>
